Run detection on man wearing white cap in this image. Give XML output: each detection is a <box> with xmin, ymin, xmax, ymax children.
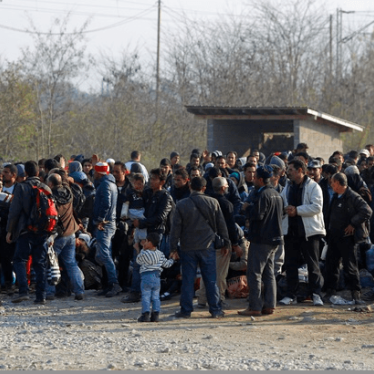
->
<box><xmin>93</xmin><ymin>162</ymin><xmax>122</xmax><ymax>297</ymax></box>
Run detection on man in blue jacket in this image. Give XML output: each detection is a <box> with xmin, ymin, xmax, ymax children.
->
<box><xmin>93</xmin><ymin>162</ymin><xmax>121</xmax><ymax>298</ymax></box>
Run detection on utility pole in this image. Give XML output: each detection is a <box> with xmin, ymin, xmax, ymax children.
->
<box><xmin>329</xmin><ymin>14</ymin><xmax>333</xmax><ymax>78</ymax></box>
<box><xmin>156</xmin><ymin>0</ymin><xmax>161</xmax><ymax>112</ymax></box>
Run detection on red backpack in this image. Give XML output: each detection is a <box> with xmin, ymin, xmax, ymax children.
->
<box><xmin>27</xmin><ymin>183</ymin><xmax>58</xmax><ymax>235</ymax></box>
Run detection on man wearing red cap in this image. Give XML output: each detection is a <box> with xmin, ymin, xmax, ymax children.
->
<box><xmin>93</xmin><ymin>162</ymin><xmax>122</xmax><ymax>297</ymax></box>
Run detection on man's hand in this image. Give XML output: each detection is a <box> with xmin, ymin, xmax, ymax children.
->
<box><xmin>344</xmin><ymin>224</ymin><xmax>355</xmax><ymax>236</ymax></box>
<box><xmin>133</xmin><ymin>219</ymin><xmax>139</xmax><ymax>228</ymax></box>
<box><xmin>97</xmin><ymin>221</ymin><xmax>108</xmax><ymax>231</ymax></box>
<box><xmin>170</xmin><ymin>251</ymin><xmax>180</xmax><ymax>260</ymax></box>
<box><xmin>285</xmin><ymin>205</ymin><xmax>297</xmax><ymax>217</ymax></box>
<box><xmin>232</xmin><ymin>244</ymin><xmax>243</xmax><ymax>257</ymax></box>
<box><xmin>220</xmin><ymin>246</ymin><xmax>229</xmax><ymax>257</ymax></box>
<box><xmin>6</xmin><ymin>232</ymin><xmax>12</xmax><ymax>244</ymax></box>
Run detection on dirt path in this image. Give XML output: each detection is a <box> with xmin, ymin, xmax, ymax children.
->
<box><xmin>0</xmin><ymin>290</ymin><xmax>374</xmax><ymax>370</ymax></box>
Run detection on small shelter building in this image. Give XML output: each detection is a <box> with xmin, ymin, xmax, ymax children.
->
<box><xmin>185</xmin><ymin>106</ymin><xmax>363</xmax><ymax>161</ymax></box>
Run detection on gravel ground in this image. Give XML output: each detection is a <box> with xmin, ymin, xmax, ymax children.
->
<box><xmin>1</xmin><ymin>290</ymin><xmax>374</xmax><ymax>371</ymax></box>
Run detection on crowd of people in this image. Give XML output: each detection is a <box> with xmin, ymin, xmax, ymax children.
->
<box><xmin>0</xmin><ymin>142</ymin><xmax>374</xmax><ymax>321</ymax></box>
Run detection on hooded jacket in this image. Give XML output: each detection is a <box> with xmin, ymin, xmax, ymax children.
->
<box><xmin>93</xmin><ymin>173</ymin><xmax>118</xmax><ymax>225</ymax></box>
<box><xmin>52</xmin><ymin>185</ymin><xmax>79</xmax><ymax>237</ymax></box>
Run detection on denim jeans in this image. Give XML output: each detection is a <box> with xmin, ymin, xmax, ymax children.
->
<box><xmin>130</xmin><ymin>248</ymin><xmax>141</xmax><ymax>293</ymax></box>
<box><xmin>46</xmin><ymin>234</ymin><xmax>84</xmax><ymax>296</ymax></box>
<box><xmin>140</xmin><ymin>270</ymin><xmax>161</xmax><ymax>313</ymax></box>
<box><xmin>179</xmin><ymin>244</ymin><xmax>221</xmax><ymax>315</ymax></box>
<box><xmin>13</xmin><ymin>232</ymin><xmax>49</xmax><ymax>300</ymax></box>
<box><xmin>95</xmin><ymin>222</ymin><xmax>118</xmax><ymax>285</ymax></box>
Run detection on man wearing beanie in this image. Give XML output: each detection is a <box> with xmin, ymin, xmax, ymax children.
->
<box><xmin>238</xmin><ymin>165</ymin><xmax>283</xmax><ymax>316</ymax></box>
<box><xmin>93</xmin><ymin>162</ymin><xmax>122</xmax><ymax>297</ymax></box>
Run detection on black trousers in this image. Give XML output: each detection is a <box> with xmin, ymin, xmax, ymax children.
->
<box><xmin>284</xmin><ymin>234</ymin><xmax>324</xmax><ymax>298</ymax></box>
<box><xmin>324</xmin><ymin>235</ymin><xmax>360</xmax><ymax>292</ymax></box>
<box><xmin>0</xmin><ymin>229</ymin><xmax>15</xmax><ymax>285</ymax></box>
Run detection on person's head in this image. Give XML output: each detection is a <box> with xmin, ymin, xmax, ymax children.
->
<box><xmin>243</xmin><ymin>162</ymin><xmax>256</xmax><ymax>183</ymax></box>
<box><xmin>211</xmin><ymin>150</ymin><xmax>222</xmax><ymax>163</ymax></box>
<box><xmin>24</xmin><ymin>160</ymin><xmax>39</xmax><ymax>178</ymax></box>
<box><xmin>295</xmin><ymin>143</ymin><xmax>309</xmax><ymax>154</ymax></box>
<box><xmin>149</xmin><ymin>168</ymin><xmax>166</xmax><ymax>191</ymax></box>
<box><xmin>367</xmin><ymin>156</ymin><xmax>374</xmax><ymax>169</ymax></box>
<box><xmin>226</xmin><ymin>151</ymin><xmax>237</xmax><ymax>168</ymax></box>
<box><xmin>190</xmin><ymin>176</ymin><xmax>207</xmax><ymax>192</ymax></box>
<box><xmin>189</xmin><ymin>166</ymin><xmax>201</xmax><ymax>179</ymax></box>
<box><xmin>132</xmin><ymin>173</ymin><xmax>145</xmax><ymax>191</ymax></box>
<box><xmin>131</xmin><ymin>150</ymin><xmax>141</xmax><ymax>161</ymax></box>
<box><xmin>68</xmin><ymin>161</ymin><xmax>82</xmax><ymax>174</ymax></box>
<box><xmin>130</xmin><ymin>162</ymin><xmax>142</xmax><ymax>174</ymax></box>
<box><xmin>46</xmin><ymin>173</ymin><xmax>62</xmax><ymax>189</ymax></box>
<box><xmin>170</xmin><ymin>151</ymin><xmax>180</xmax><ymax>166</ymax></box>
<box><xmin>246</xmin><ymin>155</ymin><xmax>258</xmax><ymax>165</ymax></box>
<box><xmin>269</xmin><ymin>164</ymin><xmax>281</xmax><ymax>187</ymax></box>
<box><xmin>208</xmin><ymin>166</ymin><xmax>222</xmax><ymax>180</ymax></box>
<box><xmin>328</xmin><ymin>156</ymin><xmax>342</xmax><ymax>171</ymax></box>
<box><xmin>190</xmin><ymin>153</ymin><xmax>200</xmax><ymax>167</ymax></box>
<box><xmin>347</xmin><ymin>150</ymin><xmax>359</xmax><ymax>163</ymax></box>
<box><xmin>173</xmin><ymin>168</ymin><xmax>189</xmax><ymax>189</ymax></box>
<box><xmin>294</xmin><ymin>152</ymin><xmax>309</xmax><ymax>165</ymax></box>
<box><xmin>2</xmin><ymin>164</ymin><xmax>17</xmax><ymax>185</ymax></box>
<box><xmin>331</xmin><ymin>172</ymin><xmax>348</xmax><ymax>193</ymax></box>
<box><xmin>160</xmin><ymin>158</ymin><xmax>172</xmax><ymax>175</ymax></box>
<box><xmin>212</xmin><ymin>176</ymin><xmax>229</xmax><ymax>195</ymax></box>
<box><xmin>254</xmin><ymin>165</ymin><xmax>272</xmax><ymax>188</ymax></box>
<box><xmin>357</xmin><ymin>157</ymin><xmax>367</xmax><ymax>172</ymax></box>
<box><xmin>307</xmin><ymin>159</ymin><xmax>322</xmax><ymax>181</ymax></box>
<box><xmin>82</xmin><ymin>158</ymin><xmax>93</xmax><ymax>175</ymax></box>
<box><xmin>38</xmin><ymin>158</ymin><xmax>46</xmax><ymax>173</ymax></box>
<box><xmin>54</xmin><ymin>154</ymin><xmax>66</xmax><ymax>169</ymax></box>
<box><xmin>365</xmin><ymin>144</ymin><xmax>374</xmax><ymax>156</ymax></box>
<box><xmin>15</xmin><ymin>163</ymin><xmax>26</xmax><ymax>183</ymax></box>
<box><xmin>287</xmin><ymin>159</ymin><xmax>306</xmax><ymax>183</ymax></box>
<box><xmin>113</xmin><ymin>161</ymin><xmax>127</xmax><ymax>183</ymax></box>
<box><xmin>229</xmin><ymin>172</ymin><xmax>240</xmax><ymax>186</ymax></box>
<box><xmin>143</xmin><ymin>232</ymin><xmax>160</xmax><ymax>250</ymax></box>
<box><xmin>251</xmin><ymin>149</ymin><xmax>260</xmax><ymax>161</ymax></box>
<box><xmin>359</xmin><ymin>148</ymin><xmax>370</xmax><ymax>159</ymax></box>
<box><xmin>44</xmin><ymin>158</ymin><xmax>60</xmax><ymax>174</ymax></box>
<box><xmin>322</xmin><ymin>164</ymin><xmax>338</xmax><ymax>182</ymax></box>
<box><xmin>331</xmin><ymin>151</ymin><xmax>344</xmax><ymax>164</ymax></box>
<box><xmin>215</xmin><ymin>155</ymin><xmax>227</xmax><ymax>169</ymax></box>
<box><xmin>94</xmin><ymin>162</ymin><xmax>110</xmax><ymax>180</ymax></box>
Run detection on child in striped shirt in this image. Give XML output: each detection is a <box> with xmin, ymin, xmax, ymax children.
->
<box><xmin>136</xmin><ymin>232</ymin><xmax>174</xmax><ymax>322</ymax></box>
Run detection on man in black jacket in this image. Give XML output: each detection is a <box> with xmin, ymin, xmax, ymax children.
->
<box><xmin>7</xmin><ymin>161</ymin><xmax>51</xmax><ymax>304</ymax></box>
<box><xmin>238</xmin><ymin>165</ymin><xmax>283</xmax><ymax>316</ymax></box>
<box><xmin>324</xmin><ymin>172</ymin><xmax>372</xmax><ymax>304</ymax></box>
<box><xmin>122</xmin><ymin>168</ymin><xmax>173</xmax><ymax>303</ymax></box>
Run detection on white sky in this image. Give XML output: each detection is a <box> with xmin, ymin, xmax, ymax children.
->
<box><xmin>1</xmin><ymin>0</ymin><xmax>374</xmax><ymax>92</ymax></box>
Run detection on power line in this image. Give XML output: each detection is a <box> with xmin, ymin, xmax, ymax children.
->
<box><xmin>0</xmin><ymin>6</ymin><xmax>157</xmax><ymax>35</ymax></box>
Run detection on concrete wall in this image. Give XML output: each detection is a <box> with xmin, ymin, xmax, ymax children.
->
<box><xmin>294</xmin><ymin>120</ymin><xmax>343</xmax><ymax>162</ymax></box>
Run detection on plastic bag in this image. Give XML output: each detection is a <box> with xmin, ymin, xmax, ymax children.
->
<box><xmin>329</xmin><ymin>295</ymin><xmax>355</xmax><ymax>305</ymax></box>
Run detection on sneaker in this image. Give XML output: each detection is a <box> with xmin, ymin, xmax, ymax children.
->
<box><xmin>11</xmin><ymin>294</ymin><xmax>30</xmax><ymax>303</ymax></box>
<box><xmin>121</xmin><ymin>292</ymin><xmax>141</xmax><ymax>303</ymax></box>
<box><xmin>352</xmin><ymin>290</ymin><xmax>366</xmax><ymax>305</ymax></box>
<box><xmin>75</xmin><ymin>294</ymin><xmax>84</xmax><ymax>301</ymax></box>
<box><xmin>160</xmin><ymin>293</ymin><xmax>171</xmax><ymax>301</ymax></box>
<box><xmin>34</xmin><ymin>299</ymin><xmax>46</xmax><ymax>305</ymax></box>
<box><xmin>151</xmin><ymin>311</ymin><xmax>159</xmax><ymax>322</ymax></box>
<box><xmin>313</xmin><ymin>293</ymin><xmax>324</xmax><ymax>306</ymax></box>
<box><xmin>174</xmin><ymin>310</ymin><xmax>191</xmax><ymax>318</ymax></box>
<box><xmin>138</xmin><ymin>312</ymin><xmax>150</xmax><ymax>322</ymax></box>
<box><xmin>105</xmin><ymin>283</ymin><xmax>122</xmax><ymax>298</ymax></box>
<box><xmin>279</xmin><ymin>296</ymin><xmax>297</xmax><ymax>305</ymax></box>
<box><xmin>211</xmin><ymin>311</ymin><xmax>225</xmax><ymax>318</ymax></box>
<box><xmin>195</xmin><ymin>302</ymin><xmax>207</xmax><ymax>309</ymax></box>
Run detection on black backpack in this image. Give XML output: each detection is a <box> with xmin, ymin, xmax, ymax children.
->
<box><xmin>70</xmin><ymin>183</ymin><xmax>86</xmax><ymax>215</ymax></box>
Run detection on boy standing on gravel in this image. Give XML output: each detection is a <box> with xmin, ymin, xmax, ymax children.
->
<box><xmin>136</xmin><ymin>233</ymin><xmax>175</xmax><ymax>322</ymax></box>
